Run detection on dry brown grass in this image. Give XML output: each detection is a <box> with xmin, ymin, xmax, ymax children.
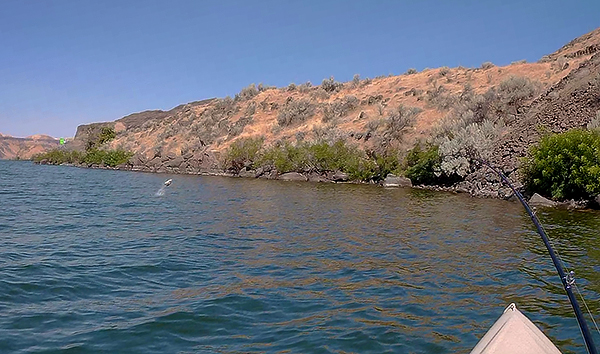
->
<box><xmin>101</xmin><ymin>28</ymin><xmax>600</xmax><ymax>160</ymax></box>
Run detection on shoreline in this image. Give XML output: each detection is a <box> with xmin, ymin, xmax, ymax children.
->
<box><xmin>29</xmin><ymin>159</ymin><xmax>597</xmax><ymax>210</ymax></box>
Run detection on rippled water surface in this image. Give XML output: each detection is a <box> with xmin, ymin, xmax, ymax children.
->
<box><xmin>1</xmin><ymin>161</ymin><xmax>599</xmax><ymax>353</ymax></box>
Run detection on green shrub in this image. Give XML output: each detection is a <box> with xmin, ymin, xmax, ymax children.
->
<box><xmin>85</xmin><ymin>126</ymin><xmax>117</xmax><ymax>150</ymax></box>
<box><xmin>404</xmin><ymin>144</ymin><xmax>442</xmax><ymax>185</ymax></box>
<box><xmin>98</xmin><ymin>127</ymin><xmax>116</xmax><ymax>145</ymax></box>
<box><xmin>82</xmin><ymin>149</ymin><xmax>132</xmax><ymax>167</ymax></box>
<box><xmin>33</xmin><ymin>149</ymin><xmax>83</xmax><ymax>164</ymax></box>
<box><xmin>367</xmin><ymin>149</ymin><xmax>401</xmax><ymax>181</ymax></box>
<box><xmin>223</xmin><ymin>137</ymin><xmax>264</xmax><ymax>173</ymax></box>
<box><xmin>404</xmin><ymin>143</ymin><xmax>464</xmax><ymax>186</ymax></box>
<box><xmin>101</xmin><ymin>149</ymin><xmax>134</xmax><ymax>167</ymax></box>
<box><xmin>257</xmin><ymin>140</ymin><xmax>392</xmax><ymax>181</ymax></box>
<box><xmin>260</xmin><ymin>142</ymin><xmax>310</xmax><ymax>173</ymax></box>
<box><xmin>34</xmin><ymin>148</ymin><xmax>131</xmax><ymax>167</ymax></box>
<box><xmin>522</xmin><ymin>129</ymin><xmax>600</xmax><ymax>200</ymax></box>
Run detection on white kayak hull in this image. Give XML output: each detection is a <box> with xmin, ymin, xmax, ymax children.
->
<box><xmin>470</xmin><ymin>303</ymin><xmax>562</xmax><ymax>354</ymax></box>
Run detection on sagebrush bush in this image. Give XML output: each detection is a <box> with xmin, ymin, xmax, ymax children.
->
<box><xmin>383</xmin><ymin>105</ymin><xmax>421</xmax><ymax>142</ymax></box>
<box><xmin>236</xmin><ymin>84</ymin><xmax>259</xmax><ymax>101</ymax></box>
<box><xmin>435</xmin><ymin>76</ymin><xmax>539</xmax><ymax>140</ymax></box>
<box><xmin>587</xmin><ymin>111</ymin><xmax>600</xmax><ymax>130</ymax></box>
<box><xmin>245</xmin><ymin>101</ymin><xmax>256</xmax><ymax>117</ymax></box>
<box><xmin>426</xmin><ymin>85</ymin><xmax>456</xmax><ymax>110</ymax></box>
<box><xmin>277</xmin><ymin>99</ymin><xmax>316</xmax><ymax>126</ymax></box>
<box><xmin>437</xmin><ymin>119</ymin><xmax>504</xmax><ymax>177</ymax></box>
<box><xmin>188</xmin><ymin>96</ymin><xmax>239</xmax><ymax>144</ymax></box>
<box><xmin>321</xmin><ymin>76</ymin><xmax>343</xmax><ymax>93</ymax></box>
<box><xmin>228</xmin><ymin>116</ymin><xmax>253</xmax><ymax>138</ymax></box>
<box><xmin>210</xmin><ymin>97</ymin><xmax>237</xmax><ymax>120</ymax></box>
<box><xmin>311</xmin><ymin>124</ymin><xmax>346</xmax><ymax>144</ymax></box>
<box><xmin>555</xmin><ymin>57</ymin><xmax>568</xmax><ymax>71</ymax></box>
<box><xmin>497</xmin><ymin>76</ymin><xmax>540</xmax><ymax>115</ymax></box>
<box><xmin>522</xmin><ymin>129</ymin><xmax>600</xmax><ymax>200</ymax></box>
<box><xmin>298</xmin><ymin>81</ymin><xmax>312</xmax><ymax>93</ymax></box>
<box><xmin>405</xmin><ymin>68</ymin><xmax>418</xmax><ymax>75</ymax></box>
<box><xmin>352</xmin><ymin>74</ymin><xmax>361</xmax><ymax>87</ymax></box>
<box><xmin>322</xmin><ymin>95</ymin><xmax>359</xmax><ymax>122</ymax></box>
<box><xmin>480</xmin><ymin>62</ymin><xmax>495</xmax><ymax>70</ymax></box>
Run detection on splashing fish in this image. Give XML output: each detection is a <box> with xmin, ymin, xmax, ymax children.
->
<box><xmin>155</xmin><ymin>179</ymin><xmax>173</xmax><ymax>196</ymax></box>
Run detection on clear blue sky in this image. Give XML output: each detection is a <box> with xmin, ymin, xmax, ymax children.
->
<box><xmin>1</xmin><ymin>0</ymin><xmax>598</xmax><ymax>138</ymax></box>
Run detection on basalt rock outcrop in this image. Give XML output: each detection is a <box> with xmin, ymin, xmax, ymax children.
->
<box><xmin>463</xmin><ymin>50</ymin><xmax>600</xmax><ymax>200</ymax></box>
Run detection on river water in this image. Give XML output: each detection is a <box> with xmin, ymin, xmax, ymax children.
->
<box><xmin>0</xmin><ymin>160</ymin><xmax>598</xmax><ymax>353</ymax></box>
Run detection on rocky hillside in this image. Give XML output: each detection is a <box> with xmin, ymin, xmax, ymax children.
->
<box><xmin>0</xmin><ymin>134</ymin><xmax>59</xmax><ymax>160</ymax></box>
<box><xmin>64</xmin><ymin>27</ymin><xmax>600</xmax><ymax>196</ymax></box>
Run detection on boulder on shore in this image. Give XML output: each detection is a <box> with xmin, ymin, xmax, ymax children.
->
<box><xmin>278</xmin><ymin>172</ymin><xmax>307</xmax><ymax>181</ymax></box>
<box><xmin>529</xmin><ymin>193</ymin><xmax>557</xmax><ymax>207</ymax></box>
<box><xmin>331</xmin><ymin>172</ymin><xmax>349</xmax><ymax>182</ymax></box>
<box><xmin>238</xmin><ymin>169</ymin><xmax>257</xmax><ymax>178</ymax></box>
<box><xmin>382</xmin><ymin>174</ymin><xmax>412</xmax><ymax>188</ymax></box>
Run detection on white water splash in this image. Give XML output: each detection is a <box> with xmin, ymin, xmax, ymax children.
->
<box><xmin>155</xmin><ymin>186</ymin><xmax>166</xmax><ymax>196</ymax></box>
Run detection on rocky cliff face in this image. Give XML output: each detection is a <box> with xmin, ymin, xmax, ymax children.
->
<box><xmin>0</xmin><ymin>134</ymin><xmax>59</xmax><ymax>160</ymax></box>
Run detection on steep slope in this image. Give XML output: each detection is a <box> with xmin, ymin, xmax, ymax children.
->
<box><xmin>0</xmin><ymin>134</ymin><xmax>59</xmax><ymax>160</ymax></box>
<box><xmin>61</xmin><ymin>27</ymin><xmax>600</xmax><ymax>196</ymax></box>
<box><xmin>495</xmin><ymin>51</ymin><xmax>600</xmax><ymax>169</ymax></box>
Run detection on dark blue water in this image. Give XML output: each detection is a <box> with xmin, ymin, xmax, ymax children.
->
<box><xmin>0</xmin><ymin>160</ymin><xmax>598</xmax><ymax>353</ymax></box>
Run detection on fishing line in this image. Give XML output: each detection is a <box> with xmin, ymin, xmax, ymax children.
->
<box><xmin>479</xmin><ymin>159</ymin><xmax>598</xmax><ymax>354</ymax></box>
<box><xmin>507</xmin><ymin>175</ymin><xmax>600</xmax><ymax>338</ymax></box>
<box><xmin>575</xmin><ymin>283</ymin><xmax>600</xmax><ymax>336</ymax></box>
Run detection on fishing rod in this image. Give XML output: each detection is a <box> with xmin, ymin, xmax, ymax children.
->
<box><xmin>480</xmin><ymin>160</ymin><xmax>598</xmax><ymax>354</ymax></box>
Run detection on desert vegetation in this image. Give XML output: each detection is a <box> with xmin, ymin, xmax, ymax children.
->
<box><xmin>222</xmin><ymin>137</ymin><xmax>401</xmax><ymax>182</ymax></box>
<box><xmin>277</xmin><ymin>98</ymin><xmax>317</xmax><ymax>126</ymax></box>
<box><xmin>521</xmin><ymin>127</ymin><xmax>600</xmax><ymax>200</ymax></box>
<box><xmin>34</xmin><ymin>126</ymin><xmax>133</xmax><ymax>167</ymax></box>
<box><xmin>322</xmin><ymin>95</ymin><xmax>359</xmax><ymax>123</ymax></box>
<box><xmin>58</xmin><ymin>26</ymin><xmax>600</xmax><ymax>204</ymax></box>
<box><xmin>33</xmin><ymin>148</ymin><xmax>133</xmax><ymax>167</ymax></box>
